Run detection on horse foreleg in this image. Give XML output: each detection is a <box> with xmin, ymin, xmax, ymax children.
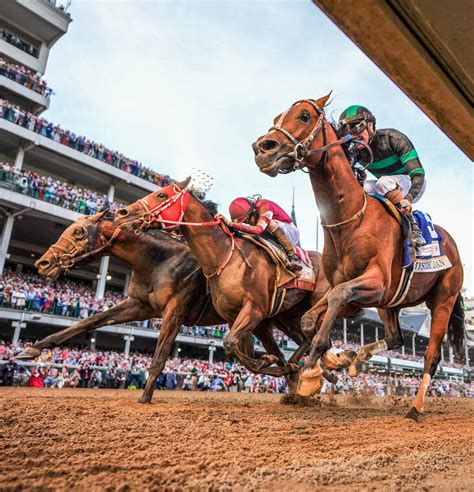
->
<box><xmin>138</xmin><ymin>309</ymin><xmax>182</xmax><ymax>404</ymax></box>
<box><xmin>16</xmin><ymin>298</ymin><xmax>153</xmax><ymax>359</ymax></box>
<box><xmin>298</xmin><ymin>273</ymin><xmax>385</xmax><ymax>397</ymax></box>
<box><xmin>345</xmin><ymin>308</ymin><xmax>403</xmax><ymax>376</ymax></box>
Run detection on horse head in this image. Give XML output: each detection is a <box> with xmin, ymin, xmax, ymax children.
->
<box><xmin>252</xmin><ymin>94</ymin><xmax>332</xmax><ymax>176</ymax></box>
<box><xmin>35</xmin><ymin>210</ymin><xmax>112</xmax><ymax>279</ymax></box>
<box><xmin>115</xmin><ymin>177</ymin><xmax>194</xmax><ymax>234</ymax></box>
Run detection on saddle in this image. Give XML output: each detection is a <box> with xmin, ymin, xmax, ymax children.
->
<box><xmin>239</xmin><ymin>233</ymin><xmax>316</xmax><ymax>317</ymax></box>
<box><xmin>369</xmin><ymin>194</ymin><xmax>452</xmax><ymax>308</ymax></box>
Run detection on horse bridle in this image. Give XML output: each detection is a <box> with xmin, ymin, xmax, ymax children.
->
<box><xmin>270</xmin><ymin>99</ymin><xmax>327</xmax><ymax>171</ymax></box>
<box><xmin>48</xmin><ymin>213</ymin><xmax>122</xmax><ymax>273</ymax></box>
<box><xmin>269</xmin><ymin>99</ymin><xmax>373</xmax><ymax>173</ymax></box>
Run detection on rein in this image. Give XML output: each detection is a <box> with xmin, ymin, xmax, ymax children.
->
<box><xmin>269</xmin><ymin>99</ymin><xmax>374</xmax><ymax>228</ymax></box>
<box><xmin>134</xmin><ymin>188</ymin><xmax>238</xmax><ymax>279</ymax></box>
<box><xmin>269</xmin><ymin>99</ymin><xmax>374</xmax><ymax>172</ymax></box>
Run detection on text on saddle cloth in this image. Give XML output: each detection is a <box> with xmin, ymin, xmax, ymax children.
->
<box><xmin>368</xmin><ymin>194</ymin><xmax>452</xmax><ymax>273</ymax></box>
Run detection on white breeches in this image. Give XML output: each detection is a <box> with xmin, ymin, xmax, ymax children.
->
<box><xmin>274</xmin><ymin>220</ymin><xmax>300</xmax><ymax>246</ymax></box>
<box><xmin>363</xmin><ymin>175</ymin><xmax>426</xmax><ymax>203</ymax></box>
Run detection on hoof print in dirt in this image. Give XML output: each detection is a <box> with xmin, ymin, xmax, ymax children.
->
<box><xmin>280</xmin><ymin>394</ymin><xmax>321</xmax><ymax>406</ymax></box>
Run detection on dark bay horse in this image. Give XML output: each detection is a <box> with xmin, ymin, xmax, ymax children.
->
<box><xmin>115</xmin><ymin>180</ymin><xmax>339</xmax><ymax>383</ymax></box>
<box><xmin>17</xmin><ymin>211</ymin><xmax>322</xmax><ymax>401</ymax></box>
<box><xmin>252</xmin><ymin>95</ymin><xmax>465</xmax><ymax>420</ymax></box>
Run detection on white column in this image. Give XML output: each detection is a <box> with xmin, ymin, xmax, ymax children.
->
<box><xmin>123</xmin><ymin>273</ymin><xmax>131</xmax><ymax>296</ymax></box>
<box><xmin>412</xmin><ymin>334</ymin><xmax>416</xmax><ymax>356</ymax></box>
<box><xmin>11</xmin><ymin>317</ymin><xmax>26</xmax><ymax>347</ymax></box>
<box><xmin>465</xmin><ymin>345</ymin><xmax>470</xmax><ymax>369</ymax></box>
<box><xmin>401</xmin><ymin>344</ymin><xmax>405</xmax><ymax>356</ymax></box>
<box><xmin>375</xmin><ymin>325</ymin><xmax>379</xmax><ymax>342</ymax></box>
<box><xmin>360</xmin><ymin>322</ymin><xmax>364</xmax><ymax>346</ymax></box>
<box><xmin>124</xmin><ymin>335</ymin><xmax>134</xmax><ymax>357</ymax></box>
<box><xmin>90</xmin><ymin>334</ymin><xmax>97</xmax><ymax>351</ymax></box>
<box><xmin>208</xmin><ymin>342</ymin><xmax>216</xmax><ymax>365</ymax></box>
<box><xmin>448</xmin><ymin>346</ymin><xmax>454</xmax><ymax>364</ymax></box>
<box><xmin>0</xmin><ymin>215</ymin><xmax>15</xmax><ymax>275</ymax></box>
<box><xmin>14</xmin><ymin>146</ymin><xmax>25</xmax><ymax>170</ymax></box>
<box><xmin>343</xmin><ymin>318</ymin><xmax>347</xmax><ymax>345</ymax></box>
<box><xmin>441</xmin><ymin>345</ymin><xmax>445</xmax><ymax>362</ymax></box>
<box><xmin>95</xmin><ymin>256</ymin><xmax>110</xmax><ymax>300</ymax></box>
<box><xmin>107</xmin><ymin>183</ymin><xmax>115</xmax><ymax>202</ymax></box>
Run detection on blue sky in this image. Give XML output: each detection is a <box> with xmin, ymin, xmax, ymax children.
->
<box><xmin>44</xmin><ymin>0</ymin><xmax>473</xmax><ymax>294</ymax></box>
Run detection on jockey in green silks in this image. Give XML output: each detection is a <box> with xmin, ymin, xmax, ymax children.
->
<box><xmin>338</xmin><ymin>105</ymin><xmax>426</xmax><ymax>247</ymax></box>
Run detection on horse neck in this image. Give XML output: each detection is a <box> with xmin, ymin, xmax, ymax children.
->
<box><xmin>180</xmin><ymin>195</ymin><xmax>231</xmax><ymax>278</ymax></box>
<box><xmin>308</xmin><ymin>125</ymin><xmax>365</xmax><ymax>227</ymax></box>
<box><xmin>100</xmin><ymin>221</ymin><xmax>153</xmax><ymax>272</ymax></box>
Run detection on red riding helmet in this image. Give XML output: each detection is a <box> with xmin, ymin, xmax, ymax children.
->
<box><xmin>229</xmin><ymin>197</ymin><xmax>252</xmax><ymax>222</ymax></box>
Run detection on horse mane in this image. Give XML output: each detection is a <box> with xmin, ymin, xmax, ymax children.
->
<box><xmin>189</xmin><ymin>189</ymin><xmax>220</xmax><ymax>216</ymax></box>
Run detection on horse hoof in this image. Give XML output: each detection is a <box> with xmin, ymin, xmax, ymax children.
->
<box><xmin>260</xmin><ymin>354</ymin><xmax>279</xmax><ymax>367</ymax></box>
<box><xmin>15</xmin><ymin>347</ymin><xmax>41</xmax><ymax>360</ymax></box>
<box><xmin>337</xmin><ymin>350</ymin><xmax>357</xmax><ymax>367</ymax></box>
<box><xmin>404</xmin><ymin>407</ymin><xmax>421</xmax><ymax>422</ymax></box>
<box><xmin>348</xmin><ymin>359</ymin><xmax>365</xmax><ymax>377</ymax></box>
<box><xmin>137</xmin><ymin>397</ymin><xmax>152</xmax><ymax>404</ymax></box>
<box><xmin>280</xmin><ymin>393</ymin><xmax>314</xmax><ymax>405</ymax></box>
<box><xmin>323</xmin><ymin>369</ymin><xmax>338</xmax><ymax>385</ymax></box>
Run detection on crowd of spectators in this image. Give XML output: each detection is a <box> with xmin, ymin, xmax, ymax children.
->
<box><xmin>0</xmin><ymin>269</ymin><xmax>123</xmax><ymax>319</ymax></box>
<box><xmin>0</xmin><ymin>162</ymin><xmax>123</xmax><ymax>215</ymax></box>
<box><xmin>0</xmin><ymin>57</ymin><xmax>52</xmax><ymax>97</ymax></box>
<box><xmin>0</xmin><ymin>31</ymin><xmax>38</xmax><ymax>58</ymax></box>
<box><xmin>1</xmin><ymin>342</ymin><xmax>471</xmax><ymax>398</ymax></box>
<box><xmin>0</xmin><ymin>269</ymin><xmax>228</xmax><ymax>339</ymax></box>
<box><xmin>0</xmin><ymin>99</ymin><xmax>172</xmax><ymax>185</ymax></box>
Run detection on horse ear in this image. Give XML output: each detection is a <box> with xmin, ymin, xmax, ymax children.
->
<box><xmin>176</xmin><ymin>176</ymin><xmax>192</xmax><ymax>190</ymax></box>
<box><xmin>90</xmin><ymin>210</ymin><xmax>107</xmax><ymax>222</ymax></box>
<box><xmin>315</xmin><ymin>91</ymin><xmax>332</xmax><ymax>108</ymax></box>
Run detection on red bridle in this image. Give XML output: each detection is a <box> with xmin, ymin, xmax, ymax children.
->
<box><xmin>133</xmin><ymin>184</ymin><xmax>236</xmax><ymax>278</ymax></box>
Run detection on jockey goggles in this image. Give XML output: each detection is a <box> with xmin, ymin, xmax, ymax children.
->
<box><xmin>339</xmin><ymin>117</ymin><xmax>368</xmax><ymax>136</ymax></box>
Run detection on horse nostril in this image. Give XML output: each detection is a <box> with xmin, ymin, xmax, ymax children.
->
<box><xmin>258</xmin><ymin>139</ymin><xmax>279</xmax><ymax>153</ymax></box>
<box><xmin>117</xmin><ymin>209</ymin><xmax>129</xmax><ymax>217</ymax></box>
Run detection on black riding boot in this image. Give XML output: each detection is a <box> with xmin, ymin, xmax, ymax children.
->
<box><xmin>407</xmin><ymin>212</ymin><xmax>426</xmax><ymax>247</ymax></box>
<box><xmin>272</xmin><ymin>227</ymin><xmax>303</xmax><ymax>272</ymax></box>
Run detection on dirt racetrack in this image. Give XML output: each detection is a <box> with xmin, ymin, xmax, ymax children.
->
<box><xmin>1</xmin><ymin>388</ymin><xmax>473</xmax><ymax>491</ymax></box>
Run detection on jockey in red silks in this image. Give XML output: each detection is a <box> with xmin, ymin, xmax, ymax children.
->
<box><xmin>215</xmin><ymin>195</ymin><xmax>303</xmax><ymax>272</ymax></box>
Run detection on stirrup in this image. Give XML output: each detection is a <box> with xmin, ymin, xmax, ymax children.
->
<box><xmin>289</xmin><ymin>256</ymin><xmax>303</xmax><ymax>272</ymax></box>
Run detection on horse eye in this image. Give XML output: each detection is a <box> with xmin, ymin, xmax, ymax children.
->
<box><xmin>157</xmin><ymin>192</ymin><xmax>167</xmax><ymax>199</ymax></box>
<box><xmin>300</xmin><ymin>111</ymin><xmax>311</xmax><ymax>123</ymax></box>
<box><xmin>73</xmin><ymin>228</ymin><xmax>86</xmax><ymax>239</ymax></box>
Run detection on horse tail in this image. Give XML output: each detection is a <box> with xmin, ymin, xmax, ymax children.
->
<box><xmin>447</xmin><ymin>293</ymin><xmax>465</xmax><ymax>358</ymax></box>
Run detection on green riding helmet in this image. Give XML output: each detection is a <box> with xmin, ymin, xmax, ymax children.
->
<box><xmin>338</xmin><ymin>105</ymin><xmax>376</xmax><ymax>135</ymax></box>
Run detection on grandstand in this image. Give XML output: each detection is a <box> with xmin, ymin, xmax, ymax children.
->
<box><xmin>0</xmin><ymin>0</ymin><xmax>471</xmax><ymax>384</ymax></box>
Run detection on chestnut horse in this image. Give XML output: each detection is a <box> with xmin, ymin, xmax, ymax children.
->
<box><xmin>115</xmin><ymin>181</ymin><xmax>339</xmax><ymax>383</ymax></box>
<box><xmin>17</xmin><ymin>211</ymin><xmax>321</xmax><ymax>400</ymax></box>
<box><xmin>252</xmin><ymin>95</ymin><xmax>465</xmax><ymax>420</ymax></box>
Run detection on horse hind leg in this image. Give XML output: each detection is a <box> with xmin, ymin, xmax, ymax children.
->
<box><xmin>405</xmin><ymin>292</ymin><xmax>459</xmax><ymax>421</ymax></box>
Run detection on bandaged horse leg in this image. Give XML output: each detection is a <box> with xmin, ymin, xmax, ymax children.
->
<box><xmin>347</xmin><ymin>308</ymin><xmax>403</xmax><ymax>377</ymax></box>
<box><xmin>406</xmin><ymin>288</ymin><xmax>459</xmax><ymax>421</ymax></box>
<box><xmin>298</xmin><ymin>274</ymin><xmax>385</xmax><ymax>396</ymax></box>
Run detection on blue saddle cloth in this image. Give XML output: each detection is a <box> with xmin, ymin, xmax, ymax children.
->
<box><xmin>369</xmin><ymin>194</ymin><xmax>443</xmax><ymax>269</ymax></box>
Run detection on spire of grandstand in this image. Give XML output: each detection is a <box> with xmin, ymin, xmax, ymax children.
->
<box><xmin>290</xmin><ymin>187</ymin><xmax>301</xmax><ymax>247</ymax></box>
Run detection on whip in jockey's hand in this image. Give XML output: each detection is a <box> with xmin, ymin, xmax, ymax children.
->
<box><xmin>338</xmin><ymin>105</ymin><xmax>426</xmax><ymax>248</ymax></box>
<box><xmin>218</xmin><ymin>196</ymin><xmax>303</xmax><ymax>273</ymax></box>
